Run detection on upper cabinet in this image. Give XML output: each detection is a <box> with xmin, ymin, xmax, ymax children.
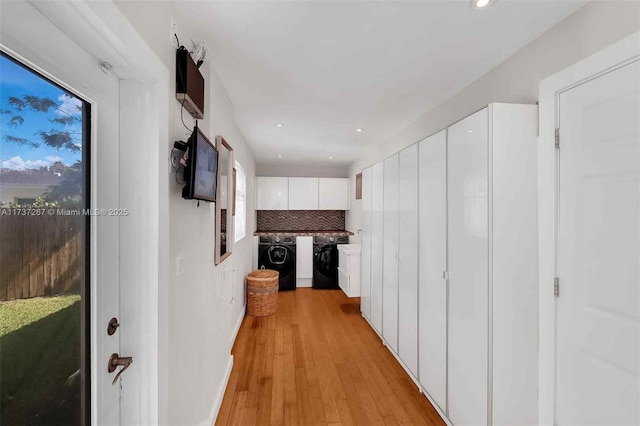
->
<box><xmin>289</xmin><ymin>178</ymin><xmax>319</xmax><ymax>210</ymax></box>
<box><xmin>319</xmin><ymin>178</ymin><xmax>350</xmax><ymax>210</ymax></box>
<box><xmin>256</xmin><ymin>177</ymin><xmax>289</xmax><ymax>210</ymax></box>
<box><xmin>256</xmin><ymin>177</ymin><xmax>350</xmax><ymax>210</ymax></box>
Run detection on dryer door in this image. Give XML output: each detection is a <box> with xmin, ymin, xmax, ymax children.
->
<box><xmin>260</xmin><ymin>246</ymin><xmax>295</xmax><ymax>276</ymax></box>
<box><xmin>268</xmin><ymin>246</ymin><xmax>289</xmax><ymax>265</ymax></box>
<box><xmin>313</xmin><ymin>245</ymin><xmax>339</xmax><ymax>288</ymax></box>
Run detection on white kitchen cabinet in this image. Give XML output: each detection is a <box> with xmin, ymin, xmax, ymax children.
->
<box><xmin>398</xmin><ymin>144</ymin><xmax>418</xmax><ymax>377</ymax></box>
<box><xmin>382</xmin><ymin>154</ymin><xmax>399</xmax><ymax>353</ymax></box>
<box><xmin>337</xmin><ymin>244</ymin><xmax>361</xmax><ymax>297</ymax></box>
<box><xmin>447</xmin><ymin>104</ymin><xmax>537</xmax><ymax>426</ymax></box>
<box><xmin>370</xmin><ymin>161</ymin><xmax>384</xmax><ymax>334</ymax></box>
<box><xmin>418</xmin><ymin>129</ymin><xmax>448</xmax><ymax>413</ymax></box>
<box><xmin>318</xmin><ymin>178</ymin><xmax>350</xmax><ymax>210</ymax></box>
<box><xmin>296</xmin><ymin>236</ymin><xmax>313</xmax><ymax>287</ymax></box>
<box><xmin>255</xmin><ymin>176</ymin><xmax>349</xmax><ymax>211</ymax></box>
<box><xmin>289</xmin><ymin>178</ymin><xmax>319</xmax><ymax>210</ymax></box>
<box><xmin>255</xmin><ymin>177</ymin><xmax>288</xmax><ymax>210</ymax></box>
<box><xmin>360</xmin><ymin>167</ymin><xmax>372</xmax><ymax>321</ymax></box>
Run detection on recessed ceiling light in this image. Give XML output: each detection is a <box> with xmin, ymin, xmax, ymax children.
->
<box><xmin>277</xmin><ymin>155</ymin><xmax>282</xmax><ymax>158</ymax></box>
<box><xmin>329</xmin><ymin>156</ymin><xmax>333</xmax><ymax>160</ymax></box>
<box><xmin>356</xmin><ymin>128</ymin><xmax>363</xmax><ymax>132</ymax></box>
<box><xmin>275</xmin><ymin>123</ymin><xmax>284</xmax><ymax>127</ymax></box>
<box><xmin>467</xmin><ymin>130</ymin><xmax>474</xmax><ymax>133</ymax></box>
<box><xmin>471</xmin><ymin>0</ymin><xmax>493</xmax><ymax>9</ymax></box>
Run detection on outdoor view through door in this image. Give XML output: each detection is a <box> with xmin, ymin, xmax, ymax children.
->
<box><xmin>0</xmin><ymin>52</ymin><xmax>90</xmax><ymax>425</ymax></box>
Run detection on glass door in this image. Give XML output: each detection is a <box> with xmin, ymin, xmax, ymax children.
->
<box><xmin>0</xmin><ymin>52</ymin><xmax>90</xmax><ymax>424</ymax></box>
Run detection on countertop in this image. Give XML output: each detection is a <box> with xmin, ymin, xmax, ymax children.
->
<box><xmin>253</xmin><ymin>230</ymin><xmax>354</xmax><ymax>237</ymax></box>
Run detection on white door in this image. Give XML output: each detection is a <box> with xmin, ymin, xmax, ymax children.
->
<box><xmin>371</xmin><ymin>161</ymin><xmax>385</xmax><ymax>333</ymax></box>
<box><xmin>398</xmin><ymin>144</ymin><xmax>418</xmax><ymax>376</ymax></box>
<box><xmin>0</xmin><ymin>1</ymin><xmax>123</xmax><ymax>425</ymax></box>
<box><xmin>556</xmin><ymin>60</ymin><xmax>640</xmax><ymax>426</ymax></box>
<box><xmin>289</xmin><ymin>178</ymin><xmax>319</xmax><ymax>210</ymax></box>
<box><xmin>447</xmin><ymin>108</ymin><xmax>489</xmax><ymax>426</ymax></box>
<box><xmin>0</xmin><ymin>2</ymin><xmax>162</xmax><ymax>424</ymax></box>
<box><xmin>256</xmin><ymin>177</ymin><xmax>288</xmax><ymax>210</ymax></box>
<box><xmin>318</xmin><ymin>178</ymin><xmax>349</xmax><ymax>210</ymax></box>
<box><xmin>361</xmin><ymin>167</ymin><xmax>372</xmax><ymax>320</ymax></box>
<box><xmin>383</xmin><ymin>154</ymin><xmax>399</xmax><ymax>352</ymax></box>
<box><xmin>418</xmin><ymin>130</ymin><xmax>448</xmax><ymax>412</ymax></box>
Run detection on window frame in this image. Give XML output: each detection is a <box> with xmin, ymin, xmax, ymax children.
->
<box><xmin>234</xmin><ymin>160</ymin><xmax>247</xmax><ymax>243</ymax></box>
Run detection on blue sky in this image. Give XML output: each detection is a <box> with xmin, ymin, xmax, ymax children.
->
<box><xmin>0</xmin><ymin>54</ymin><xmax>83</xmax><ymax>170</ymax></box>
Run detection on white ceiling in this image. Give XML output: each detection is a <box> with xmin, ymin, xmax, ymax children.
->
<box><xmin>174</xmin><ymin>0</ymin><xmax>584</xmax><ymax>168</ymax></box>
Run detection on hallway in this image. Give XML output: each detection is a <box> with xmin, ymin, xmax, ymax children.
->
<box><xmin>216</xmin><ymin>289</ymin><xmax>444</xmax><ymax>425</ymax></box>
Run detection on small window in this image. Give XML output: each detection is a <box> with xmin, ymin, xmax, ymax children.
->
<box><xmin>15</xmin><ymin>197</ymin><xmax>37</xmax><ymax>205</ymax></box>
<box><xmin>234</xmin><ymin>161</ymin><xmax>246</xmax><ymax>242</ymax></box>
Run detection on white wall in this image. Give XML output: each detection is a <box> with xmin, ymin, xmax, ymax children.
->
<box><xmin>346</xmin><ymin>0</ymin><xmax>640</xmax><ymax>238</ymax></box>
<box><xmin>115</xmin><ymin>2</ymin><xmax>256</xmax><ymax>425</ymax></box>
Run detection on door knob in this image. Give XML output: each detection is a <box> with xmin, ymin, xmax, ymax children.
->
<box><xmin>107</xmin><ymin>317</ymin><xmax>119</xmax><ymax>336</ymax></box>
<box><xmin>108</xmin><ymin>353</ymin><xmax>133</xmax><ymax>386</ymax></box>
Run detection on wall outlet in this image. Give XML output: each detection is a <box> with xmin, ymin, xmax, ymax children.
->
<box><xmin>170</xmin><ymin>19</ymin><xmax>178</xmax><ymax>47</ymax></box>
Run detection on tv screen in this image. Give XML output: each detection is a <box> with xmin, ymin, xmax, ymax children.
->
<box><xmin>182</xmin><ymin>125</ymin><xmax>218</xmax><ymax>202</ymax></box>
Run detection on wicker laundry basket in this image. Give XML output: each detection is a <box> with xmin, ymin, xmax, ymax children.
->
<box><xmin>246</xmin><ymin>269</ymin><xmax>279</xmax><ymax>317</ymax></box>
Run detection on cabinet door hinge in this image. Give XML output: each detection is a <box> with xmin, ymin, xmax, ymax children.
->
<box><xmin>554</xmin><ymin>277</ymin><xmax>560</xmax><ymax>297</ymax></box>
<box><xmin>555</xmin><ymin>128</ymin><xmax>560</xmax><ymax>149</ymax></box>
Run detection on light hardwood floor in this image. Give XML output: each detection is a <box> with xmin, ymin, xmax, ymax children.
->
<box><xmin>215</xmin><ymin>288</ymin><xmax>444</xmax><ymax>426</ymax></box>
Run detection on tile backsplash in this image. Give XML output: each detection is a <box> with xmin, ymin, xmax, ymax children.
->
<box><xmin>257</xmin><ymin>210</ymin><xmax>345</xmax><ymax>231</ymax></box>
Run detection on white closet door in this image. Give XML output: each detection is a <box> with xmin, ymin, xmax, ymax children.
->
<box><xmin>383</xmin><ymin>154</ymin><xmax>399</xmax><ymax>352</ymax></box>
<box><xmin>360</xmin><ymin>167</ymin><xmax>373</xmax><ymax>321</ymax></box>
<box><xmin>398</xmin><ymin>144</ymin><xmax>418</xmax><ymax>376</ymax></box>
<box><xmin>418</xmin><ymin>130</ymin><xmax>448</xmax><ymax>412</ymax></box>
<box><xmin>557</xmin><ymin>61</ymin><xmax>640</xmax><ymax>426</ymax></box>
<box><xmin>448</xmin><ymin>108</ymin><xmax>489</xmax><ymax>426</ymax></box>
<box><xmin>491</xmin><ymin>103</ymin><xmax>538</xmax><ymax>425</ymax></box>
<box><xmin>370</xmin><ymin>161</ymin><xmax>385</xmax><ymax>333</ymax></box>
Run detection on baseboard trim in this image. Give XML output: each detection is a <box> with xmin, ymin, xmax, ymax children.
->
<box><xmin>386</xmin><ymin>345</ymin><xmax>418</xmax><ymax>387</ymax></box>
<box><xmin>231</xmin><ymin>305</ymin><xmax>246</xmax><ymax>350</ymax></box>
<box><xmin>362</xmin><ymin>314</ymin><xmax>383</xmax><ymax>340</ymax></box>
<box><xmin>419</xmin><ymin>386</ymin><xmax>452</xmax><ymax>426</ymax></box>
<box><xmin>204</xmin><ymin>355</ymin><xmax>234</xmax><ymax>426</ymax></box>
<box><xmin>204</xmin><ymin>307</ymin><xmax>245</xmax><ymax>426</ymax></box>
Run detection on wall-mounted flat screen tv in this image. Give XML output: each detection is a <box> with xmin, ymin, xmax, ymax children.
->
<box><xmin>182</xmin><ymin>124</ymin><xmax>218</xmax><ymax>202</ymax></box>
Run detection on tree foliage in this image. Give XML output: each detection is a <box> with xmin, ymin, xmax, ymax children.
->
<box><xmin>2</xmin><ymin>94</ymin><xmax>82</xmax><ymax>150</ymax></box>
<box><xmin>43</xmin><ymin>161</ymin><xmax>83</xmax><ymax>207</ymax></box>
<box><xmin>1</xmin><ymin>94</ymin><xmax>84</xmax><ymax>207</ymax></box>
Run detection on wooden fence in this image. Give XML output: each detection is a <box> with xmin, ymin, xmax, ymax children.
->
<box><xmin>0</xmin><ymin>211</ymin><xmax>82</xmax><ymax>302</ymax></box>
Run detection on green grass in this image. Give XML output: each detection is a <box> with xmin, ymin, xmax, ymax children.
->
<box><xmin>1</xmin><ymin>294</ymin><xmax>83</xmax><ymax>425</ymax></box>
<box><xmin>0</xmin><ymin>294</ymin><xmax>80</xmax><ymax>337</ymax></box>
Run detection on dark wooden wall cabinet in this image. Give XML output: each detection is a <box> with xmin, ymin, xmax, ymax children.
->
<box><xmin>176</xmin><ymin>47</ymin><xmax>205</xmax><ymax>119</ymax></box>
<box><xmin>355</xmin><ymin>172</ymin><xmax>363</xmax><ymax>200</ymax></box>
